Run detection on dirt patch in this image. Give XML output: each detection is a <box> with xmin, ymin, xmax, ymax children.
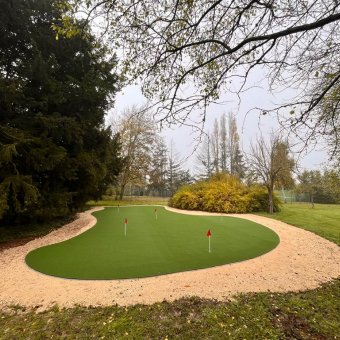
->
<box><xmin>0</xmin><ymin>206</ymin><xmax>339</xmax><ymax>310</ymax></box>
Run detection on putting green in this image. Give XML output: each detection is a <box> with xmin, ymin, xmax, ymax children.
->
<box><xmin>25</xmin><ymin>206</ymin><xmax>280</xmax><ymax>279</ymax></box>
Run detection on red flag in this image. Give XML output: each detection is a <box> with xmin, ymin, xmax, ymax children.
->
<box><xmin>207</xmin><ymin>229</ymin><xmax>211</xmax><ymax>237</ymax></box>
<box><xmin>125</xmin><ymin>218</ymin><xmax>128</xmax><ymax>224</ymax></box>
<box><xmin>154</xmin><ymin>208</ymin><xmax>157</xmax><ymax>213</ymax></box>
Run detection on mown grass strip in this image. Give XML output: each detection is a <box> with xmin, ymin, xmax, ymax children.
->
<box><xmin>1</xmin><ymin>280</ymin><xmax>339</xmax><ymax>339</ymax></box>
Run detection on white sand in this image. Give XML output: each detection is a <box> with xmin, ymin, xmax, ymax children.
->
<box><xmin>0</xmin><ymin>206</ymin><xmax>339</xmax><ymax>310</ymax></box>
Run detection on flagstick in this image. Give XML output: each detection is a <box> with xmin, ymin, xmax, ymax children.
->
<box><xmin>155</xmin><ymin>211</ymin><xmax>158</xmax><ymax>220</ymax></box>
<box><xmin>124</xmin><ymin>218</ymin><xmax>128</xmax><ymax>236</ymax></box>
<box><xmin>209</xmin><ymin>236</ymin><xmax>211</xmax><ymax>253</ymax></box>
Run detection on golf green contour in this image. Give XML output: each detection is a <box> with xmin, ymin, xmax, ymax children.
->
<box><xmin>25</xmin><ymin>206</ymin><xmax>280</xmax><ymax>280</ymax></box>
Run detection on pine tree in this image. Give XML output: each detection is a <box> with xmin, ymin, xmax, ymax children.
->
<box><xmin>219</xmin><ymin>114</ymin><xmax>227</xmax><ymax>172</ymax></box>
<box><xmin>195</xmin><ymin>134</ymin><xmax>213</xmax><ymax>180</ymax></box>
<box><xmin>0</xmin><ymin>0</ymin><xmax>121</xmax><ymax>224</ymax></box>
<box><xmin>211</xmin><ymin>119</ymin><xmax>220</xmax><ymax>173</ymax></box>
<box><xmin>166</xmin><ymin>142</ymin><xmax>184</xmax><ymax>196</ymax></box>
<box><xmin>148</xmin><ymin>137</ymin><xmax>168</xmax><ymax>196</ymax></box>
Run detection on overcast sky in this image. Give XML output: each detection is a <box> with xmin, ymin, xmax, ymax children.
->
<box><xmin>112</xmin><ymin>83</ymin><xmax>328</xmax><ymax>174</ymax></box>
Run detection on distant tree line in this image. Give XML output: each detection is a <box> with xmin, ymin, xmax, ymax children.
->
<box><xmin>296</xmin><ymin>169</ymin><xmax>340</xmax><ymax>205</ymax></box>
<box><xmin>196</xmin><ymin>112</ymin><xmax>246</xmax><ymax>180</ymax></box>
<box><xmin>108</xmin><ymin>106</ymin><xmax>194</xmax><ymax>199</ymax></box>
<box><xmin>195</xmin><ymin>114</ymin><xmax>296</xmax><ymax>213</ymax></box>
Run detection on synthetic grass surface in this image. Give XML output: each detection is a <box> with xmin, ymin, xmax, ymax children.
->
<box><xmin>25</xmin><ymin>206</ymin><xmax>279</xmax><ymax>279</ymax></box>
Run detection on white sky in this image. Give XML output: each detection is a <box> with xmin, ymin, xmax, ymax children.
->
<box><xmin>88</xmin><ymin>1</ymin><xmax>329</xmax><ymax>175</ymax></box>
<box><xmin>112</xmin><ymin>83</ymin><xmax>328</xmax><ymax>174</ymax></box>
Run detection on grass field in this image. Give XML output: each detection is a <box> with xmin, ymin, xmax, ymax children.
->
<box><xmin>86</xmin><ymin>195</ymin><xmax>169</xmax><ymax>207</ymax></box>
<box><xmin>25</xmin><ymin>206</ymin><xmax>279</xmax><ymax>279</ymax></box>
<box><xmin>257</xmin><ymin>203</ymin><xmax>340</xmax><ymax>245</ymax></box>
<box><xmin>1</xmin><ymin>282</ymin><xmax>339</xmax><ymax>339</ymax></box>
<box><xmin>1</xmin><ymin>202</ymin><xmax>339</xmax><ymax>339</ymax></box>
<box><xmin>0</xmin><ymin>196</ymin><xmax>168</xmax><ymax>245</ymax></box>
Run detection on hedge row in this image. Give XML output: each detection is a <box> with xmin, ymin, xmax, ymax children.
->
<box><xmin>169</xmin><ymin>174</ymin><xmax>280</xmax><ymax>213</ymax></box>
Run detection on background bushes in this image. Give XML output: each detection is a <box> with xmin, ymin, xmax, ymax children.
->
<box><xmin>169</xmin><ymin>174</ymin><xmax>280</xmax><ymax>213</ymax></box>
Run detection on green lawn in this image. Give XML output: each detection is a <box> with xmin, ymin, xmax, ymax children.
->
<box><xmin>86</xmin><ymin>195</ymin><xmax>169</xmax><ymax>207</ymax></box>
<box><xmin>25</xmin><ymin>206</ymin><xmax>279</xmax><ymax>279</ymax></box>
<box><xmin>256</xmin><ymin>203</ymin><xmax>340</xmax><ymax>245</ymax></box>
<box><xmin>0</xmin><ymin>196</ymin><xmax>167</xmax><ymax>245</ymax></box>
<box><xmin>1</xmin><ymin>280</ymin><xmax>339</xmax><ymax>339</ymax></box>
<box><xmin>1</xmin><ymin>202</ymin><xmax>340</xmax><ymax>339</ymax></box>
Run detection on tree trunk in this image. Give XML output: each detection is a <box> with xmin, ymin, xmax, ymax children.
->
<box><xmin>119</xmin><ymin>184</ymin><xmax>125</xmax><ymax>200</ymax></box>
<box><xmin>310</xmin><ymin>192</ymin><xmax>315</xmax><ymax>208</ymax></box>
<box><xmin>268</xmin><ymin>188</ymin><xmax>274</xmax><ymax>214</ymax></box>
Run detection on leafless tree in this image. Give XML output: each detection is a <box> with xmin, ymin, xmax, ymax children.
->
<box><xmin>227</xmin><ymin>112</ymin><xmax>238</xmax><ymax>175</ymax></box>
<box><xmin>112</xmin><ymin>105</ymin><xmax>157</xmax><ymax>199</ymax></box>
<box><xmin>211</xmin><ymin>119</ymin><xmax>220</xmax><ymax>173</ymax></box>
<box><xmin>61</xmin><ymin>0</ymin><xmax>340</xmax><ymax>153</ymax></box>
<box><xmin>220</xmin><ymin>114</ymin><xmax>227</xmax><ymax>172</ymax></box>
<box><xmin>248</xmin><ymin>134</ymin><xmax>295</xmax><ymax>213</ymax></box>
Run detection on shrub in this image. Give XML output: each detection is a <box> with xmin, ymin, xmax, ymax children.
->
<box><xmin>169</xmin><ymin>174</ymin><xmax>280</xmax><ymax>213</ymax></box>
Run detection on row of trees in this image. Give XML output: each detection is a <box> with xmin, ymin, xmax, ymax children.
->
<box><xmin>196</xmin><ymin>126</ymin><xmax>340</xmax><ymax>212</ymax></box>
<box><xmin>113</xmin><ymin>104</ymin><xmax>340</xmax><ymax>211</ymax></box>
<box><xmin>296</xmin><ymin>170</ymin><xmax>340</xmax><ymax>205</ymax></box>
<box><xmin>110</xmin><ymin>107</ymin><xmax>193</xmax><ymax>199</ymax></box>
<box><xmin>112</xmin><ymin>106</ymin><xmax>301</xmax><ymax>214</ymax></box>
<box><xmin>195</xmin><ymin>112</ymin><xmax>296</xmax><ymax>213</ymax></box>
<box><xmin>196</xmin><ymin>113</ymin><xmax>246</xmax><ymax>179</ymax></box>
<box><xmin>57</xmin><ymin>0</ymin><xmax>339</xmax><ymax>214</ymax></box>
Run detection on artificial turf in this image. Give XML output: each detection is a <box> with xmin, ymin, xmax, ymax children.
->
<box><xmin>25</xmin><ymin>206</ymin><xmax>280</xmax><ymax>279</ymax></box>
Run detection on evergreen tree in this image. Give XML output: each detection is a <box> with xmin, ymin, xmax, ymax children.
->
<box><xmin>195</xmin><ymin>134</ymin><xmax>213</xmax><ymax>180</ymax></box>
<box><xmin>0</xmin><ymin>0</ymin><xmax>121</xmax><ymax>224</ymax></box>
<box><xmin>211</xmin><ymin>120</ymin><xmax>220</xmax><ymax>173</ymax></box>
<box><xmin>231</xmin><ymin>142</ymin><xmax>246</xmax><ymax>179</ymax></box>
<box><xmin>148</xmin><ymin>137</ymin><xmax>168</xmax><ymax>196</ymax></box>
<box><xmin>176</xmin><ymin>169</ymin><xmax>194</xmax><ymax>188</ymax></box>
<box><xmin>166</xmin><ymin>142</ymin><xmax>184</xmax><ymax>196</ymax></box>
<box><xmin>219</xmin><ymin>114</ymin><xmax>227</xmax><ymax>172</ymax></box>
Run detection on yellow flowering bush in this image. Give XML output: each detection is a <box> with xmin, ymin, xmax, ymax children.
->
<box><xmin>169</xmin><ymin>174</ymin><xmax>280</xmax><ymax>213</ymax></box>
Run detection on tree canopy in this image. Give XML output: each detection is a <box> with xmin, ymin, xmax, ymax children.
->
<box><xmin>60</xmin><ymin>0</ymin><xmax>340</xmax><ymax>154</ymax></box>
<box><xmin>0</xmin><ymin>0</ymin><xmax>122</xmax><ymax>224</ymax></box>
